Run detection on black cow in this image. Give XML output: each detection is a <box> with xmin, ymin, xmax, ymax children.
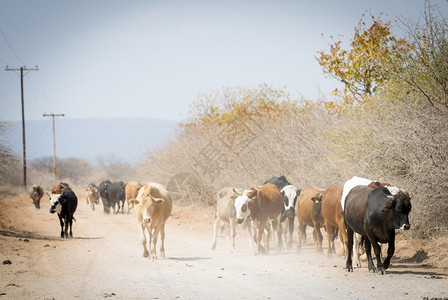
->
<box><xmin>107</xmin><ymin>181</ymin><xmax>126</xmax><ymax>214</ymax></box>
<box><xmin>98</xmin><ymin>180</ymin><xmax>112</xmax><ymax>214</ymax></box>
<box><xmin>263</xmin><ymin>176</ymin><xmax>291</xmax><ymax>190</ymax></box>
<box><xmin>344</xmin><ymin>186</ymin><xmax>412</xmax><ymax>274</ymax></box>
<box><xmin>263</xmin><ymin>176</ymin><xmax>300</xmax><ymax>249</ymax></box>
<box><xmin>48</xmin><ymin>189</ymin><xmax>78</xmax><ymax>239</ymax></box>
<box><xmin>29</xmin><ymin>184</ymin><xmax>44</xmax><ymax>209</ymax></box>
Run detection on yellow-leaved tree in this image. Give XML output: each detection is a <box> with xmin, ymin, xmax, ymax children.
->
<box><xmin>316</xmin><ymin>14</ymin><xmax>412</xmax><ymax>102</ymax></box>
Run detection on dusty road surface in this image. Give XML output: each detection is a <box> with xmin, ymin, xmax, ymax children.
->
<box><xmin>1</xmin><ymin>190</ymin><xmax>447</xmax><ymax>300</ymax></box>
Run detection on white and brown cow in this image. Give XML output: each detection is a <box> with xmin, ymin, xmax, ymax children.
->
<box><xmin>130</xmin><ymin>182</ymin><xmax>172</xmax><ymax>259</ymax></box>
<box><xmin>125</xmin><ymin>181</ymin><xmax>143</xmax><ymax>214</ymax></box>
<box><xmin>236</xmin><ymin>183</ymin><xmax>283</xmax><ymax>255</ymax></box>
<box><xmin>86</xmin><ymin>183</ymin><xmax>100</xmax><ymax>211</ymax></box>
<box><xmin>234</xmin><ymin>189</ymin><xmax>255</xmax><ymax>249</ymax></box>
<box><xmin>211</xmin><ymin>187</ymin><xmax>242</xmax><ymax>251</ymax></box>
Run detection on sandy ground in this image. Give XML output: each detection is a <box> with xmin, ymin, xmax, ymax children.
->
<box><xmin>1</xmin><ymin>190</ymin><xmax>447</xmax><ymax>300</ymax></box>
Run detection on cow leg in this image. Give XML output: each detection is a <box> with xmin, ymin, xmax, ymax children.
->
<box><xmin>345</xmin><ymin>226</ymin><xmax>354</xmax><ymax>272</ymax></box>
<box><xmin>63</xmin><ymin>216</ymin><xmax>69</xmax><ymax>239</ymax></box>
<box><xmin>68</xmin><ymin>216</ymin><xmax>73</xmax><ymax>238</ymax></box>
<box><xmin>353</xmin><ymin>234</ymin><xmax>361</xmax><ymax>268</ymax></box>
<box><xmin>230</xmin><ymin>219</ymin><xmax>236</xmax><ymax>250</ymax></box>
<box><xmin>276</xmin><ymin>220</ymin><xmax>283</xmax><ymax>252</ymax></box>
<box><xmin>159</xmin><ymin>224</ymin><xmax>166</xmax><ymax>258</ymax></box>
<box><xmin>211</xmin><ymin>217</ymin><xmax>220</xmax><ymax>251</ymax></box>
<box><xmin>246</xmin><ymin>219</ymin><xmax>255</xmax><ymax>249</ymax></box>
<box><xmin>338</xmin><ymin>220</ymin><xmax>348</xmax><ymax>257</ymax></box>
<box><xmin>372</xmin><ymin>240</ymin><xmax>386</xmax><ymax>274</ymax></box>
<box><xmin>325</xmin><ymin>224</ymin><xmax>334</xmax><ymax>258</ymax></box>
<box><xmin>255</xmin><ymin>221</ymin><xmax>266</xmax><ymax>255</ymax></box>
<box><xmin>137</xmin><ymin>224</ymin><xmax>149</xmax><ymax>258</ymax></box>
<box><xmin>297</xmin><ymin>223</ymin><xmax>306</xmax><ymax>253</ymax></box>
<box><xmin>287</xmin><ymin>217</ymin><xmax>294</xmax><ymax>249</ymax></box>
<box><xmin>151</xmin><ymin>227</ymin><xmax>160</xmax><ymax>259</ymax></box>
<box><xmin>364</xmin><ymin>238</ymin><xmax>378</xmax><ymax>273</ymax></box>
<box><xmin>57</xmin><ymin>215</ymin><xmax>64</xmax><ymax>238</ymax></box>
<box><xmin>383</xmin><ymin>232</ymin><xmax>395</xmax><ymax>270</ymax></box>
<box><xmin>264</xmin><ymin>222</ymin><xmax>270</xmax><ymax>254</ymax></box>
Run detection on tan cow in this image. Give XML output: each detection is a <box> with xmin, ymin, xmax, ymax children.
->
<box><xmin>130</xmin><ymin>182</ymin><xmax>172</xmax><ymax>259</ymax></box>
<box><xmin>211</xmin><ymin>187</ymin><xmax>242</xmax><ymax>251</ymax></box>
<box><xmin>86</xmin><ymin>183</ymin><xmax>100</xmax><ymax>211</ymax></box>
<box><xmin>125</xmin><ymin>181</ymin><xmax>143</xmax><ymax>214</ymax></box>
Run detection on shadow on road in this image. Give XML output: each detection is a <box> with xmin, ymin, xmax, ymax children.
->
<box><xmin>0</xmin><ymin>229</ymin><xmax>103</xmax><ymax>241</ymax></box>
<box><xmin>167</xmin><ymin>256</ymin><xmax>211</xmax><ymax>262</ymax></box>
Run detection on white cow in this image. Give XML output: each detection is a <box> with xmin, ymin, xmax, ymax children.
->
<box><xmin>211</xmin><ymin>187</ymin><xmax>242</xmax><ymax>250</ymax></box>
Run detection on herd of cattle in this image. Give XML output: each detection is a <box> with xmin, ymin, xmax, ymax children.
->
<box><xmin>210</xmin><ymin>175</ymin><xmax>411</xmax><ymax>275</ymax></box>
<box><xmin>27</xmin><ymin>175</ymin><xmax>412</xmax><ymax>275</ymax></box>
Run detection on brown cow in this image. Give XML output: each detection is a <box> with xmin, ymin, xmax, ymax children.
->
<box><xmin>130</xmin><ymin>182</ymin><xmax>172</xmax><ymax>259</ymax></box>
<box><xmin>319</xmin><ymin>185</ymin><xmax>346</xmax><ymax>258</ymax></box>
<box><xmin>29</xmin><ymin>184</ymin><xmax>44</xmax><ymax>209</ymax></box>
<box><xmin>245</xmin><ymin>183</ymin><xmax>283</xmax><ymax>255</ymax></box>
<box><xmin>51</xmin><ymin>182</ymin><xmax>70</xmax><ymax>194</ymax></box>
<box><xmin>296</xmin><ymin>187</ymin><xmax>325</xmax><ymax>253</ymax></box>
<box><xmin>86</xmin><ymin>183</ymin><xmax>100</xmax><ymax>211</ymax></box>
<box><xmin>125</xmin><ymin>181</ymin><xmax>143</xmax><ymax>214</ymax></box>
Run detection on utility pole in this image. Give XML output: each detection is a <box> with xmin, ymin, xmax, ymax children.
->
<box><xmin>5</xmin><ymin>66</ymin><xmax>39</xmax><ymax>187</ymax></box>
<box><xmin>43</xmin><ymin>113</ymin><xmax>64</xmax><ymax>179</ymax></box>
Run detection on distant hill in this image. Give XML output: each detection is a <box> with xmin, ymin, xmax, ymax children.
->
<box><xmin>2</xmin><ymin>118</ymin><xmax>178</xmax><ymax>164</ymax></box>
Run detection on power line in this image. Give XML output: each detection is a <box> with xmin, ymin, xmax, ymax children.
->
<box><xmin>43</xmin><ymin>113</ymin><xmax>65</xmax><ymax>179</ymax></box>
<box><xmin>0</xmin><ymin>26</ymin><xmax>25</xmax><ymax>65</ymax></box>
<box><xmin>5</xmin><ymin>66</ymin><xmax>39</xmax><ymax>187</ymax></box>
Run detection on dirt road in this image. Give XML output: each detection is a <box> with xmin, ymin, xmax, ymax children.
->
<box><xmin>1</xmin><ymin>191</ymin><xmax>447</xmax><ymax>299</ymax></box>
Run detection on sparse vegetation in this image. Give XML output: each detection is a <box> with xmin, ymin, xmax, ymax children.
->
<box><xmin>1</xmin><ymin>4</ymin><xmax>446</xmax><ymax>239</ymax></box>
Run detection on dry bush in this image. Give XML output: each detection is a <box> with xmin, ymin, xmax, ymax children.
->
<box><xmin>321</xmin><ymin>96</ymin><xmax>448</xmax><ymax>238</ymax></box>
<box><xmin>137</xmin><ymin>89</ymin><xmax>448</xmax><ymax>238</ymax></box>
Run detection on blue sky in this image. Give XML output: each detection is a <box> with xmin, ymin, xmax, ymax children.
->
<box><xmin>1</xmin><ymin>0</ymin><xmax>447</xmax><ymax>122</ymax></box>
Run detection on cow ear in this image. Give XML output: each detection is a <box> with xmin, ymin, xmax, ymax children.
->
<box><xmin>247</xmin><ymin>199</ymin><xmax>255</xmax><ymax>210</ymax></box>
<box><xmin>382</xmin><ymin>203</ymin><xmax>393</xmax><ymax>211</ymax></box>
<box><xmin>311</xmin><ymin>193</ymin><xmax>322</xmax><ymax>203</ymax></box>
<box><xmin>129</xmin><ymin>199</ymin><xmax>139</xmax><ymax>205</ymax></box>
<box><xmin>59</xmin><ymin>196</ymin><xmax>66</xmax><ymax>204</ymax></box>
<box><xmin>152</xmin><ymin>197</ymin><xmax>165</xmax><ymax>204</ymax></box>
<box><xmin>296</xmin><ymin>189</ymin><xmax>302</xmax><ymax>196</ymax></box>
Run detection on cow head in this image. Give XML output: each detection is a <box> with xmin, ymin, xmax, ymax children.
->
<box><xmin>131</xmin><ymin>194</ymin><xmax>165</xmax><ymax>224</ymax></box>
<box><xmin>234</xmin><ymin>189</ymin><xmax>252</xmax><ymax>224</ymax></box>
<box><xmin>280</xmin><ymin>185</ymin><xmax>300</xmax><ymax>222</ymax></box>
<box><xmin>47</xmin><ymin>192</ymin><xmax>63</xmax><ymax>214</ymax></box>
<box><xmin>384</xmin><ymin>187</ymin><xmax>412</xmax><ymax>230</ymax></box>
